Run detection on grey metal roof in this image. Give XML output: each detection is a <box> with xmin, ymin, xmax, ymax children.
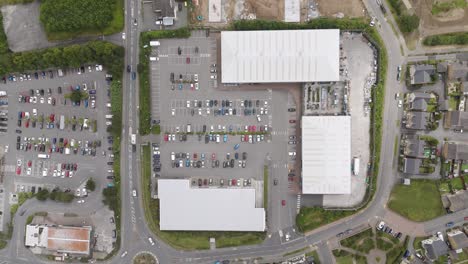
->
<box><xmin>221</xmin><ymin>30</ymin><xmax>340</xmax><ymax>83</ymax></box>
<box><xmin>301</xmin><ymin>116</ymin><xmax>351</xmax><ymax>194</ymax></box>
<box><xmin>158</xmin><ymin>179</ymin><xmax>265</xmax><ymax>231</ymax></box>
<box><xmin>403</xmin><ymin>157</ymin><xmax>422</xmax><ymax>174</ymax></box>
<box><xmin>153</xmin><ymin>0</ymin><xmax>175</xmax><ymax>18</ymax></box>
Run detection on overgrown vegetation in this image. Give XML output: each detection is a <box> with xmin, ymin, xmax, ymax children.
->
<box><xmin>141</xmin><ymin>145</ymin><xmax>265</xmax><ymax>249</ymax></box>
<box><xmin>296</xmin><ymin>207</ymin><xmax>354</xmax><ymax>232</ymax></box>
<box><xmin>432</xmin><ymin>0</ymin><xmax>467</xmax><ymax>15</ymax></box>
<box><xmin>386</xmin><ymin>0</ymin><xmax>420</xmax><ymax>34</ymax></box>
<box><xmin>39</xmin><ymin>0</ymin><xmax>124</xmax><ymax>40</ymax></box>
<box><xmin>388</xmin><ymin>179</ymin><xmax>445</xmax><ymax>221</ymax></box>
<box><xmin>424</xmin><ymin>32</ymin><xmax>468</xmax><ymax>46</ymax></box>
<box><xmin>340</xmin><ymin>229</ymin><xmax>375</xmax><ymax>254</ymax></box>
<box><xmin>86</xmin><ymin>178</ymin><xmax>96</xmax><ymax>191</ymax></box>
<box><xmin>138</xmin><ymin>28</ymin><xmax>191</xmax><ymax>135</ymax></box>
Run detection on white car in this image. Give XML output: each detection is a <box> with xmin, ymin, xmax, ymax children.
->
<box><xmin>195</xmin><ymin>83</ymin><xmax>199</xmax><ymax>90</ymax></box>
<box><xmin>377</xmin><ymin>221</ymin><xmax>385</xmax><ymax>230</ymax></box>
<box><xmin>171</xmin><ymin>109</ymin><xmax>175</xmax><ymax>116</ymax></box>
<box><xmin>171</xmin><ymin>134</ymin><xmax>175</xmax><ymax>141</ymax></box>
<box><xmin>398</xmin><ymin>100</ymin><xmax>403</xmax><ymax>108</ymax></box>
<box><xmin>120</xmin><ymin>251</ymin><xmax>128</xmax><ymax>258</ymax></box>
<box><xmin>194</xmin><ymin>74</ymin><xmax>198</xmax><ymax>82</ymax></box>
<box><xmin>186</xmin><ymin>100</ymin><xmax>191</xmax><ymax>108</ymax></box>
<box><xmin>198</xmin><ymin>108</ymin><xmax>202</xmax><ymax>115</ymax></box>
<box><xmin>285</xmin><ymin>233</ymin><xmax>290</xmax><ymax>241</ymax></box>
<box><xmin>17</xmin><ymin>159</ymin><xmax>22</xmax><ymax>166</ymax></box>
<box><xmin>122</xmin><ymin>32</ymin><xmax>126</xmax><ymax>39</ymax></box>
<box><xmin>77</xmin><ymin>199</ymin><xmax>85</xmax><ymax>204</ymax></box>
<box><xmin>47</xmin><ymin>97</ymin><xmax>52</xmax><ymax>104</ymax></box>
<box><xmin>53</xmin><ymin>170</ymin><xmax>57</xmax><ymax>177</ymax></box>
<box><xmin>26</xmin><ymin>168</ymin><xmax>32</xmax><ymax>175</ymax></box>
<box><xmin>148</xmin><ymin>237</ymin><xmax>155</xmax><ymax>246</ymax></box>
<box><xmin>206</xmin><ymin>108</ymin><xmax>210</xmax><ymax>115</ymax></box>
<box><xmin>176</xmin><ymin>126</ymin><xmax>180</xmax><ymax>133</ymax></box>
<box><xmin>132</xmin><ymin>189</ymin><xmax>137</xmax><ymax>197</ymax></box>
<box><xmin>33</xmin><ymin>109</ymin><xmax>37</xmax><ymax>116</ymax></box>
<box><xmin>40</xmin><ymin>97</ymin><xmax>45</xmax><ymax>104</ymax></box>
<box><xmin>171</xmin><ymin>152</ymin><xmax>175</xmax><ymax>161</ymax></box>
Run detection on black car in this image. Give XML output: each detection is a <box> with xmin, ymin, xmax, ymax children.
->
<box><xmin>107</xmin><ymin>176</ymin><xmax>115</xmax><ymax>179</ymax></box>
<box><xmin>178</xmin><ymin>3</ymin><xmax>182</xmax><ymax>11</ymax></box>
<box><xmin>230</xmin><ymin>159</ymin><xmax>234</xmax><ymax>168</ymax></box>
<box><xmin>178</xmin><ymin>46</ymin><xmax>182</xmax><ymax>55</ymax></box>
<box><xmin>17</xmin><ymin>136</ymin><xmax>20</xmax><ymax>142</ymax></box>
<box><xmin>242</xmin><ymin>152</ymin><xmax>247</xmax><ymax>160</ymax></box>
<box><xmin>29</xmin><ymin>89</ymin><xmax>34</xmax><ymax>96</ymax></box>
<box><xmin>40</xmin><ymin>89</ymin><xmax>44</xmax><ymax>96</ymax></box>
<box><xmin>288</xmin><ymin>108</ymin><xmax>296</xmax><ymax>112</ymax></box>
<box><xmin>256</xmin><ymin>100</ymin><xmax>260</xmax><ymax>107</ymax></box>
<box><xmin>16</xmin><ymin>129</ymin><xmax>21</xmax><ymax>134</ymax></box>
<box><xmin>17</xmin><ymin>119</ymin><xmax>21</xmax><ymax>127</ymax></box>
<box><xmin>107</xmin><ymin>162</ymin><xmax>114</xmax><ymax>165</ymax></box>
<box><xmin>205</xmin><ymin>135</ymin><xmax>209</xmax><ymax>144</ymax></box>
<box><xmin>203</xmin><ymin>125</ymin><xmax>206</xmax><ymax>133</ymax></box>
<box><xmin>127</xmin><ymin>65</ymin><xmax>131</xmax><ymax>73</ymax></box>
<box><xmin>58</xmin><ymin>86</ymin><xmax>62</xmax><ymax>94</ymax></box>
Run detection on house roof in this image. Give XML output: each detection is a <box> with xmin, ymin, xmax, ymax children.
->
<box><xmin>446</xmin><ymin>191</ymin><xmax>468</xmax><ymax>212</ymax></box>
<box><xmin>444</xmin><ymin>111</ymin><xmax>468</xmax><ymax>130</ymax></box>
<box><xmin>447</xmin><ymin>230</ymin><xmax>468</xmax><ymax>250</ymax></box>
<box><xmin>153</xmin><ymin>0</ymin><xmax>175</xmax><ymax>18</ymax></box>
<box><xmin>405</xmin><ymin>111</ymin><xmax>430</xmax><ymax>130</ymax></box>
<box><xmin>443</xmin><ymin>142</ymin><xmax>468</xmax><ymax>161</ymax></box>
<box><xmin>437</xmin><ymin>62</ymin><xmax>448</xmax><ymax>73</ymax></box>
<box><xmin>410</xmin><ymin>64</ymin><xmax>436</xmax><ymax>85</ymax></box>
<box><xmin>423</xmin><ymin>238</ymin><xmax>449</xmax><ymax>260</ymax></box>
<box><xmin>409</xmin><ymin>99</ymin><xmax>428</xmax><ymax>111</ymax></box>
<box><xmin>403</xmin><ymin>157</ymin><xmax>422</xmax><ymax>174</ymax></box>
<box><xmin>404</xmin><ymin>138</ymin><xmax>426</xmax><ymax>158</ymax></box>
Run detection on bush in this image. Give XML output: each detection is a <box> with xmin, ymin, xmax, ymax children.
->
<box><xmin>49</xmin><ymin>191</ymin><xmax>74</xmax><ymax>203</ymax></box>
<box><xmin>36</xmin><ymin>189</ymin><xmax>49</xmax><ymax>201</ymax></box>
<box><xmin>398</xmin><ymin>14</ymin><xmax>420</xmax><ymax>33</ymax></box>
<box><xmin>388</xmin><ymin>0</ymin><xmax>403</xmax><ymax>15</ymax></box>
<box><xmin>40</xmin><ymin>0</ymin><xmax>116</xmax><ymax>33</ymax></box>
<box><xmin>86</xmin><ymin>178</ymin><xmax>96</xmax><ymax>191</ymax></box>
<box><xmin>69</xmin><ymin>90</ymin><xmax>88</xmax><ymax>103</ymax></box>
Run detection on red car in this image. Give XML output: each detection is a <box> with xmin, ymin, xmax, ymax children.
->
<box><xmin>252</xmin><ymin>125</ymin><xmax>256</xmax><ymax>131</ymax></box>
<box><xmin>281</xmin><ymin>200</ymin><xmax>286</xmax><ymax>206</ymax></box>
<box><xmin>232</xmin><ymin>179</ymin><xmax>237</xmax><ymax>185</ymax></box>
<box><xmin>66</xmin><ymin>171</ymin><xmax>70</xmax><ymax>177</ymax></box>
<box><xmin>186</xmin><ymin>57</ymin><xmax>190</xmax><ymax>64</ymax></box>
<box><xmin>164</xmin><ymin>134</ymin><xmax>169</xmax><ymax>141</ymax></box>
<box><xmin>193</xmin><ymin>153</ymin><xmax>197</xmax><ymax>159</ymax></box>
<box><xmin>289</xmin><ymin>120</ymin><xmax>296</xmax><ymax>123</ymax></box>
<box><xmin>16</xmin><ymin>167</ymin><xmax>21</xmax><ymax>175</ymax></box>
<box><xmin>211</xmin><ymin>153</ymin><xmax>216</xmax><ymax>160</ymax></box>
<box><xmin>50</xmin><ymin>114</ymin><xmax>55</xmax><ymax>122</ymax></box>
<box><xmin>73</xmin><ymin>164</ymin><xmax>78</xmax><ymax>171</ymax></box>
<box><xmin>27</xmin><ymin>160</ymin><xmax>32</xmax><ymax>167</ymax></box>
<box><xmin>25</xmin><ymin>120</ymin><xmax>29</xmax><ymax>128</ymax></box>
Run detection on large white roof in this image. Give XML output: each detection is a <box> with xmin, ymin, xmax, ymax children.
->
<box><xmin>158</xmin><ymin>179</ymin><xmax>265</xmax><ymax>231</ymax></box>
<box><xmin>221</xmin><ymin>29</ymin><xmax>340</xmax><ymax>83</ymax></box>
<box><xmin>302</xmin><ymin>116</ymin><xmax>351</xmax><ymax>194</ymax></box>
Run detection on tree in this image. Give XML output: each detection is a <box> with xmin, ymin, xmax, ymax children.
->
<box><xmin>70</xmin><ymin>90</ymin><xmax>83</xmax><ymax>103</ymax></box>
<box><xmin>36</xmin><ymin>189</ymin><xmax>49</xmax><ymax>201</ymax></box>
<box><xmin>398</xmin><ymin>14</ymin><xmax>420</xmax><ymax>33</ymax></box>
<box><xmin>86</xmin><ymin>178</ymin><xmax>96</xmax><ymax>192</ymax></box>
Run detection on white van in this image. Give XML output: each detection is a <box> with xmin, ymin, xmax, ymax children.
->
<box><xmin>186</xmin><ymin>124</ymin><xmax>191</xmax><ymax>133</ymax></box>
<box><xmin>105</xmin><ymin>115</ymin><xmax>113</xmax><ymax>119</ymax></box>
<box><xmin>37</xmin><ymin>154</ymin><xmax>50</xmax><ymax>159</ymax></box>
<box><xmin>0</xmin><ymin>91</ymin><xmax>6</xmax><ymax>97</ymax></box>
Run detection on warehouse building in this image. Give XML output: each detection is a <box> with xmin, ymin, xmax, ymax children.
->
<box><xmin>301</xmin><ymin>116</ymin><xmax>351</xmax><ymax>194</ymax></box>
<box><xmin>221</xmin><ymin>29</ymin><xmax>340</xmax><ymax>83</ymax></box>
<box><xmin>158</xmin><ymin>179</ymin><xmax>265</xmax><ymax>231</ymax></box>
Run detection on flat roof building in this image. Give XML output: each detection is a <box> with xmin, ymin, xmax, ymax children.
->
<box><xmin>25</xmin><ymin>225</ymin><xmax>92</xmax><ymax>256</ymax></box>
<box><xmin>158</xmin><ymin>179</ymin><xmax>265</xmax><ymax>231</ymax></box>
<box><xmin>301</xmin><ymin>116</ymin><xmax>351</xmax><ymax>194</ymax></box>
<box><xmin>221</xmin><ymin>30</ymin><xmax>340</xmax><ymax>83</ymax></box>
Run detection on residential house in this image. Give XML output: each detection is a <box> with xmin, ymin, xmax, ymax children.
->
<box><xmin>402</xmin><ymin>136</ymin><xmax>427</xmax><ymax>158</ymax></box>
<box><xmin>422</xmin><ymin>237</ymin><xmax>449</xmax><ymax>260</ymax></box>
<box><xmin>407</xmin><ymin>92</ymin><xmax>435</xmax><ymax>111</ymax></box>
<box><xmin>444</xmin><ymin>111</ymin><xmax>468</xmax><ymax>131</ymax></box>
<box><xmin>447</xmin><ymin>229</ymin><xmax>468</xmax><ymax>252</ymax></box>
<box><xmin>442</xmin><ymin>142</ymin><xmax>468</xmax><ymax>161</ymax></box>
<box><xmin>442</xmin><ymin>191</ymin><xmax>468</xmax><ymax>212</ymax></box>
<box><xmin>405</xmin><ymin>111</ymin><xmax>430</xmax><ymax>130</ymax></box>
<box><xmin>153</xmin><ymin>0</ymin><xmax>177</xmax><ymax>26</ymax></box>
<box><xmin>402</xmin><ymin>157</ymin><xmax>423</xmax><ymax>174</ymax></box>
<box><xmin>437</xmin><ymin>62</ymin><xmax>448</xmax><ymax>74</ymax></box>
<box><xmin>409</xmin><ymin>64</ymin><xmax>436</xmax><ymax>85</ymax></box>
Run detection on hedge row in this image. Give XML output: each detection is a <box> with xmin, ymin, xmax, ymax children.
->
<box><xmin>423</xmin><ymin>32</ymin><xmax>468</xmax><ymax>46</ymax></box>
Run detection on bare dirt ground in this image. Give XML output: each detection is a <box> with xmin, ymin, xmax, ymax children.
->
<box><xmin>411</xmin><ymin>0</ymin><xmax>468</xmax><ymax>37</ymax></box>
<box><xmin>244</xmin><ymin>0</ymin><xmax>284</xmax><ymax>20</ymax></box>
<box><xmin>315</xmin><ymin>0</ymin><xmax>366</xmax><ymax>18</ymax></box>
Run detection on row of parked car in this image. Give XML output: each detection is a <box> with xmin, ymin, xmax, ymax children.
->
<box><xmin>2</xmin><ymin>65</ymin><xmax>103</xmax><ymax>83</ymax></box>
<box><xmin>192</xmin><ymin>177</ymin><xmax>252</xmax><ymax>187</ymax></box>
<box><xmin>377</xmin><ymin>221</ymin><xmax>402</xmax><ymax>238</ymax></box>
<box><xmin>16</xmin><ymin>135</ymin><xmax>102</xmax><ymax>156</ymax></box>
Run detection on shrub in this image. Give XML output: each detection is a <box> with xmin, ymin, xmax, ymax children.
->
<box><xmin>36</xmin><ymin>189</ymin><xmax>49</xmax><ymax>201</ymax></box>
<box><xmin>86</xmin><ymin>178</ymin><xmax>96</xmax><ymax>191</ymax></box>
<box><xmin>398</xmin><ymin>14</ymin><xmax>420</xmax><ymax>33</ymax></box>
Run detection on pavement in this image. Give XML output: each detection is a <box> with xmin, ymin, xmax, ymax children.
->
<box><xmin>0</xmin><ymin>0</ymin><xmax>467</xmax><ymax>264</ymax></box>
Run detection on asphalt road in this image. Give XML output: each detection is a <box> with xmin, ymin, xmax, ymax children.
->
<box><xmin>2</xmin><ymin>0</ymin><xmax>467</xmax><ymax>263</ymax></box>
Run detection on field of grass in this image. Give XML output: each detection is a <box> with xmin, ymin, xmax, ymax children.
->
<box><xmin>141</xmin><ymin>145</ymin><xmax>265</xmax><ymax>250</ymax></box>
<box><xmin>388</xmin><ymin>179</ymin><xmax>445</xmax><ymax>222</ymax></box>
<box><xmin>449</xmin><ymin>96</ymin><xmax>459</xmax><ymax>111</ymax></box>
<box><xmin>296</xmin><ymin>207</ymin><xmax>354</xmax><ymax>232</ymax></box>
<box><xmin>432</xmin><ymin>0</ymin><xmax>467</xmax><ymax>15</ymax></box>
<box><xmin>340</xmin><ymin>229</ymin><xmax>375</xmax><ymax>253</ymax></box>
<box><xmin>376</xmin><ymin>238</ymin><xmax>394</xmax><ymax>251</ymax></box>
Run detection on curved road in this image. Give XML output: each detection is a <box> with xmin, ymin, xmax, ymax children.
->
<box><xmin>1</xmin><ymin>0</ymin><xmax>465</xmax><ymax>263</ymax></box>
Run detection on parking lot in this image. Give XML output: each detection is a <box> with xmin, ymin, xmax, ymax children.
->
<box><xmin>149</xmin><ymin>30</ymin><xmax>298</xmax><ymax>236</ymax></box>
<box><xmin>0</xmin><ymin>66</ymin><xmax>116</xmax><ymax>229</ymax></box>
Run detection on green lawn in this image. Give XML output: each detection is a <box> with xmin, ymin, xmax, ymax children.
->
<box><xmin>451</xmin><ymin>177</ymin><xmax>465</xmax><ymax>191</ymax></box>
<box><xmin>335</xmin><ymin>255</ymin><xmax>354</xmax><ymax>264</ymax></box>
<box><xmin>449</xmin><ymin>96</ymin><xmax>459</xmax><ymax>111</ymax></box>
<box><xmin>388</xmin><ymin>179</ymin><xmax>445</xmax><ymax>222</ymax></box>
<box><xmin>432</xmin><ymin>0</ymin><xmax>467</xmax><ymax>15</ymax></box>
<box><xmin>296</xmin><ymin>207</ymin><xmax>354</xmax><ymax>232</ymax></box>
<box><xmin>376</xmin><ymin>238</ymin><xmax>394</xmax><ymax>252</ymax></box>
<box><xmin>141</xmin><ymin>145</ymin><xmax>265</xmax><ymax>250</ymax></box>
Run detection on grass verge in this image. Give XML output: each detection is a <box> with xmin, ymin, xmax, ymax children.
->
<box><xmin>296</xmin><ymin>207</ymin><xmax>354</xmax><ymax>232</ymax></box>
<box><xmin>141</xmin><ymin>145</ymin><xmax>266</xmax><ymax>250</ymax></box>
<box><xmin>283</xmin><ymin>247</ymin><xmax>307</xmax><ymax>257</ymax></box>
<box><xmin>424</xmin><ymin>32</ymin><xmax>468</xmax><ymax>46</ymax></box>
<box><xmin>388</xmin><ymin>179</ymin><xmax>445</xmax><ymax>222</ymax></box>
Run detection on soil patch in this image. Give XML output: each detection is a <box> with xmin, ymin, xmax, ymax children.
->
<box><xmin>316</xmin><ymin>0</ymin><xmax>365</xmax><ymax>18</ymax></box>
